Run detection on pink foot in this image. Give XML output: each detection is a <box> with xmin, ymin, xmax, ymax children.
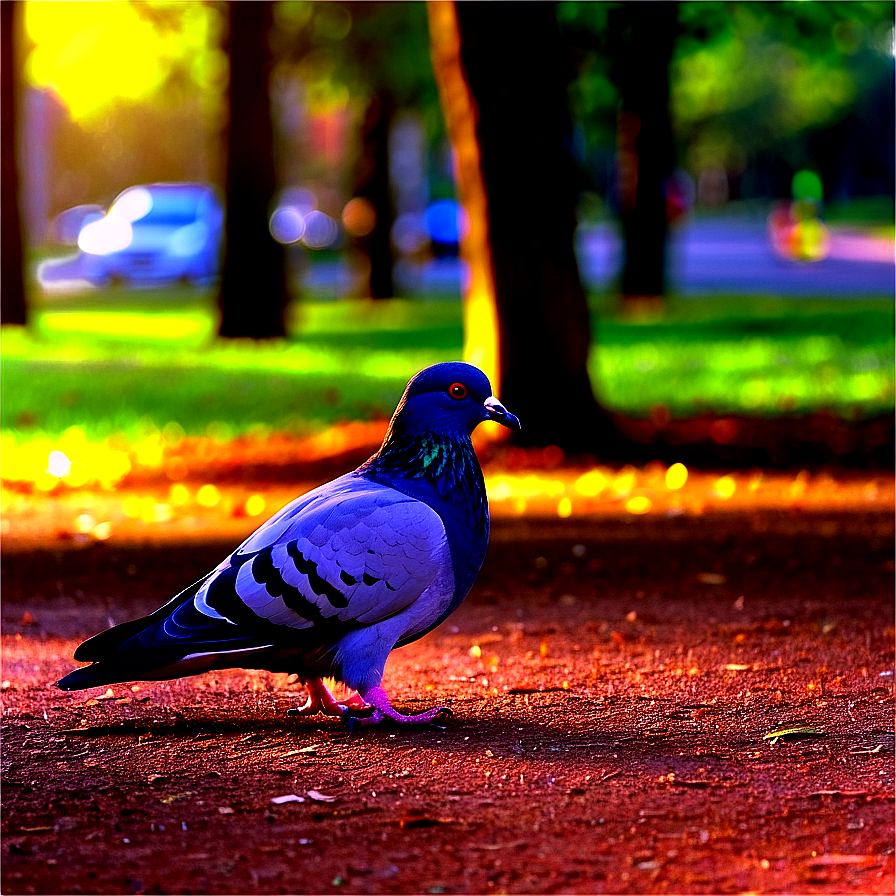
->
<box><xmin>348</xmin><ymin>685</ymin><xmax>453</xmax><ymax>727</ymax></box>
<box><xmin>289</xmin><ymin>678</ymin><xmax>369</xmax><ymax>718</ymax></box>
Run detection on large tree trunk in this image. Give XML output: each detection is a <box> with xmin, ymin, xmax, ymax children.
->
<box><xmin>615</xmin><ymin>2</ymin><xmax>677</xmax><ymax>309</ymax></box>
<box><xmin>1</xmin><ymin>1</ymin><xmax>27</xmax><ymax>327</ymax></box>
<box><xmin>430</xmin><ymin>1</ymin><xmax>616</xmax><ymax>453</ymax></box>
<box><xmin>218</xmin><ymin>1</ymin><xmax>288</xmax><ymax>339</ymax></box>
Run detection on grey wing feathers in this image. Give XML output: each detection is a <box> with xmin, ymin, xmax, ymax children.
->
<box><xmin>195</xmin><ymin>474</ymin><xmax>450</xmax><ymax>633</ymax></box>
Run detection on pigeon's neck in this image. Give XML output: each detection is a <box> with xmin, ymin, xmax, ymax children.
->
<box><xmin>360</xmin><ymin>428</ymin><xmax>480</xmax><ymax>496</ymax></box>
<box><xmin>359</xmin><ymin>428</ymin><xmax>488</xmax><ymax>530</ymax></box>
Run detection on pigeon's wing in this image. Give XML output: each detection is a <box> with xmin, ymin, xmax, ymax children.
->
<box><xmin>195</xmin><ymin>474</ymin><xmax>451</xmax><ymax>635</ymax></box>
<box><xmin>57</xmin><ymin>474</ymin><xmax>451</xmax><ymax>692</ymax></box>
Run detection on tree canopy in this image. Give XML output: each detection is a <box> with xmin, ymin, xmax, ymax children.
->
<box><xmin>560</xmin><ymin>0</ymin><xmax>895</xmax><ymax>200</ymax></box>
<box><xmin>21</xmin><ymin>0</ymin><xmax>894</xmax><ymax>219</ymax></box>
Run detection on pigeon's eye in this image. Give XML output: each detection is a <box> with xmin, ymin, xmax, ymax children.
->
<box><xmin>448</xmin><ymin>382</ymin><xmax>468</xmax><ymax>401</ymax></box>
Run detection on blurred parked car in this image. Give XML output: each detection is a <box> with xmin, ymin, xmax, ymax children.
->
<box><xmin>44</xmin><ymin>183</ymin><xmax>223</xmax><ymax>288</ymax></box>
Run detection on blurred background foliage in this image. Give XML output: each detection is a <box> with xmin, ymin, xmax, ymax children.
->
<box><xmin>20</xmin><ymin>0</ymin><xmax>893</xmax><ymax>218</ymax></box>
<box><xmin>3</xmin><ymin>0</ymin><xmax>894</xmax><ymax>462</ymax></box>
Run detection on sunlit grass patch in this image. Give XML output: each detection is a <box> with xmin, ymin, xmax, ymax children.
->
<box><xmin>2</xmin><ymin>291</ymin><xmax>892</xmax><ymax>485</ymax></box>
<box><xmin>594</xmin><ymin>333</ymin><xmax>893</xmax><ymax>418</ymax></box>
<box><xmin>2</xmin><ymin>294</ymin><xmax>463</xmax><ymax>447</ymax></box>
<box><xmin>591</xmin><ymin>296</ymin><xmax>894</xmax><ymax>418</ymax></box>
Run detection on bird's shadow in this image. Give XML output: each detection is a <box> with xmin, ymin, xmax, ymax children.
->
<box><xmin>51</xmin><ymin>705</ymin><xmax>753</xmax><ymax>764</ymax></box>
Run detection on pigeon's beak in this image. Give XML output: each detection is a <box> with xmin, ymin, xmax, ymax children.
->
<box><xmin>483</xmin><ymin>396</ymin><xmax>521</xmax><ymax>432</ymax></box>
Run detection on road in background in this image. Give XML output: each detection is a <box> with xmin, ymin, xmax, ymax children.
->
<box><xmin>39</xmin><ymin>210</ymin><xmax>894</xmax><ymax>299</ymax></box>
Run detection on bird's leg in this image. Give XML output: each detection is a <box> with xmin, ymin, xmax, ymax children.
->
<box><xmin>346</xmin><ymin>685</ymin><xmax>453</xmax><ymax>726</ymax></box>
<box><xmin>289</xmin><ymin>678</ymin><xmax>369</xmax><ymax>717</ymax></box>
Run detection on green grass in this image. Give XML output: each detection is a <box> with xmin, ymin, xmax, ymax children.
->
<box><xmin>1</xmin><ymin>288</ymin><xmax>893</xmax><ymax>451</ymax></box>
<box><xmin>591</xmin><ymin>296</ymin><xmax>894</xmax><ymax>418</ymax></box>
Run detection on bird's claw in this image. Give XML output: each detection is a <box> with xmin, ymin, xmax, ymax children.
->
<box><xmin>291</xmin><ymin>682</ymin><xmax>453</xmax><ymax>728</ymax></box>
<box><xmin>287</xmin><ymin>699</ymin><xmax>346</xmax><ymax>718</ymax></box>
<box><xmin>344</xmin><ymin>686</ymin><xmax>454</xmax><ymax>728</ymax></box>
<box><xmin>288</xmin><ymin>680</ymin><xmax>368</xmax><ymax>718</ymax></box>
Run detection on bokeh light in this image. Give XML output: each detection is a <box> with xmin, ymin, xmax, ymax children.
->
<box><xmin>269</xmin><ymin>206</ymin><xmax>306</xmax><ymax>245</ymax></box>
<box><xmin>341</xmin><ymin>198</ymin><xmax>377</xmax><ymax>238</ymax></box>
<box><xmin>791</xmin><ymin>169</ymin><xmax>824</xmax><ymax>203</ymax></box>
<box><xmin>46</xmin><ymin>450</ymin><xmax>71</xmax><ymax>478</ymax></box>
<box><xmin>24</xmin><ymin>2</ymin><xmax>221</xmax><ymax>124</ymax></box>
<box><xmin>301</xmin><ymin>211</ymin><xmax>340</xmax><ymax>249</ymax></box>
<box><xmin>714</xmin><ymin>476</ymin><xmax>737</xmax><ymax>500</ymax></box>
<box><xmin>665</xmin><ymin>463</ymin><xmax>689</xmax><ymax>490</ymax></box>
<box><xmin>625</xmin><ymin>495</ymin><xmax>652</xmax><ymax>514</ymax></box>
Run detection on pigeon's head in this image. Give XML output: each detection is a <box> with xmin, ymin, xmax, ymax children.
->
<box><xmin>393</xmin><ymin>362</ymin><xmax>521</xmax><ymax>438</ymax></box>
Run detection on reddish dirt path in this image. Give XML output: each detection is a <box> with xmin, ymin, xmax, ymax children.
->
<box><xmin>2</xmin><ymin>499</ymin><xmax>894</xmax><ymax>894</ymax></box>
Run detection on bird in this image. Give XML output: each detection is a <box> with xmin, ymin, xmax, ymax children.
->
<box><xmin>57</xmin><ymin>362</ymin><xmax>520</xmax><ymax>726</ymax></box>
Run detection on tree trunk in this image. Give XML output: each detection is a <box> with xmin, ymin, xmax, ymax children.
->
<box><xmin>1</xmin><ymin>0</ymin><xmax>27</xmax><ymax>327</ymax></box>
<box><xmin>352</xmin><ymin>90</ymin><xmax>395</xmax><ymax>299</ymax></box>
<box><xmin>430</xmin><ymin>1</ymin><xmax>617</xmax><ymax>453</ymax></box>
<box><xmin>218</xmin><ymin>1</ymin><xmax>288</xmax><ymax>339</ymax></box>
<box><xmin>616</xmin><ymin>2</ymin><xmax>677</xmax><ymax>310</ymax></box>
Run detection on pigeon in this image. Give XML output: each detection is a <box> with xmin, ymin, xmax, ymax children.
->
<box><xmin>57</xmin><ymin>362</ymin><xmax>520</xmax><ymax>726</ymax></box>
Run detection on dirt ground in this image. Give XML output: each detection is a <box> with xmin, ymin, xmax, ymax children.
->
<box><xmin>2</xmin><ymin>486</ymin><xmax>894</xmax><ymax>894</ymax></box>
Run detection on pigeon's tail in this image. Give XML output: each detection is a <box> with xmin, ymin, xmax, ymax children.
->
<box><xmin>56</xmin><ymin>576</ymin><xmax>274</xmax><ymax>691</ymax></box>
<box><xmin>56</xmin><ymin>644</ymin><xmax>275</xmax><ymax>690</ymax></box>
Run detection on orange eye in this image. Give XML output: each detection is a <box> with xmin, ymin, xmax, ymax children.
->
<box><xmin>448</xmin><ymin>382</ymin><xmax>468</xmax><ymax>400</ymax></box>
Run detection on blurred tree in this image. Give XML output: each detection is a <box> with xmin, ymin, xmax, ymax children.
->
<box><xmin>558</xmin><ymin>0</ymin><xmax>678</xmax><ymax>313</ymax></box>
<box><xmin>273</xmin><ymin>2</ymin><xmax>440</xmax><ymax>299</ymax></box>
<box><xmin>671</xmin><ymin>1</ymin><xmax>895</xmax><ymax>199</ymax></box>
<box><xmin>614</xmin><ymin>2</ymin><xmax>678</xmax><ymax>308</ymax></box>
<box><xmin>430</xmin><ymin>1</ymin><xmax>618</xmax><ymax>453</ymax></box>
<box><xmin>543</xmin><ymin>1</ymin><xmax>680</xmax><ymax>310</ymax></box>
<box><xmin>1</xmin><ymin>0</ymin><xmax>26</xmax><ymax>326</ymax></box>
<box><xmin>561</xmin><ymin>1</ymin><xmax>895</xmax><ymax>203</ymax></box>
<box><xmin>343</xmin><ymin>3</ymin><xmax>439</xmax><ymax>298</ymax></box>
<box><xmin>351</xmin><ymin>87</ymin><xmax>396</xmax><ymax>297</ymax></box>
<box><xmin>218</xmin><ymin>1</ymin><xmax>289</xmax><ymax>339</ymax></box>
<box><xmin>344</xmin><ymin>4</ymin><xmax>443</xmax><ymax>298</ymax></box>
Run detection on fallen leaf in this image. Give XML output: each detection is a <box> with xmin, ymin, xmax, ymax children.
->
<box><xmin>280</xmin><ymin>745</ymin><xmax>320</xmax><ymax>757</ymax></box>
<box><xmin>159</xmin><ymin>791</ymin><xmax>196</xmax><ymax>805</ymax></box>
<box><xmin>473</xmin><ymin>841</ymin><xmax>529</xmax><ymax>851</ymax></box>
<box><xmin>271</xmin><ymin>794</ymin><xmax>305</xmax><ymax>805</ymax></box>
<box><xmin>763</xmin><ymin>725</ymin><xmax>824</xmax><ymax>744</ymax></box>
